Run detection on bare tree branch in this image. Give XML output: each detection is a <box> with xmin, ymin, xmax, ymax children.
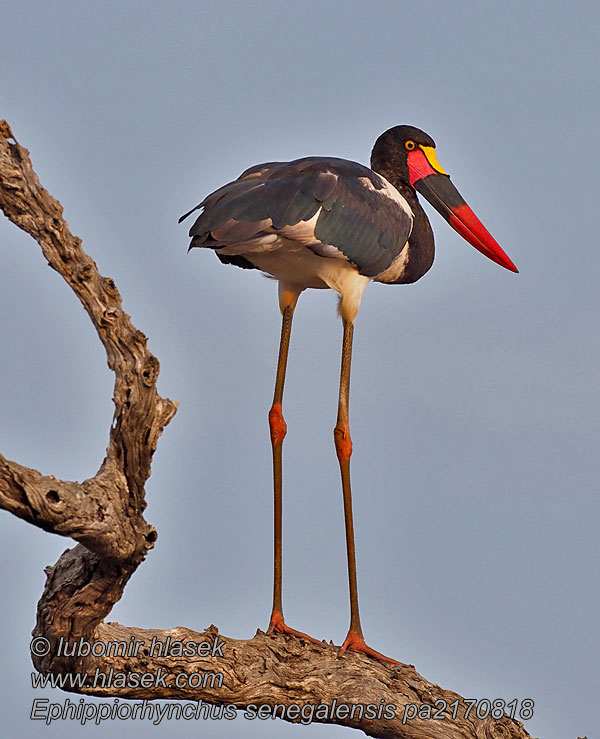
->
<box><xmin>0</xmin><ymin>119</ymin><xmax>176</xmax><ymax>559</ymax></box>
<box><xmin>1</xmin><ymin>120</ymin><xmax>534</xmax><ymax>738</ymax></box>
<box><xmin>0</xmin><ymin>455</ymin><xmax>144</xmax><ymax>558</ymax></box>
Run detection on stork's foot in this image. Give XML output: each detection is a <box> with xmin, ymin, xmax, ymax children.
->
<box><xmin>339</xmin><ymin>628</ymin><xmax>400</xmax><ymax>665</ymax></box>
<box><xmin>266</xmin><ymin>609</ymin><xmax>322</xmax><ymax>645</ymax></box>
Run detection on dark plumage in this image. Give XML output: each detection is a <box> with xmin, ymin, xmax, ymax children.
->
<box><xmin>180</xmin><ymin>155</ymin><xmax>414</xmax><ymax>282</ymax></box>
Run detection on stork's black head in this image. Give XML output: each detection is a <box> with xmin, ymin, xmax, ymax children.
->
<box><xmin>371</xmin><ymin>125</ymin><xmax>436</xmax><ymax>186</ymax></box>
<box><xmin>371</xmin><ymin>124</ymin><xmax>518</xmax><ymax>273</ymax></box>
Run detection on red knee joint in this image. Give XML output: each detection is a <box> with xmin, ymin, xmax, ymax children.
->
<box><xmin>269</xmin><ymin>403</ymin><xmax>287</xmax><ymax>444</ymax></box>
<box><xmin>334</xmin><ymin>424</ymin><xmax>352</xmax><ymax>463</ymax></box>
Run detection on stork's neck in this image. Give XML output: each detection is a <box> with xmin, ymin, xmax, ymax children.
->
<box><xmin>375</xmin><ymin>168</ymin><xmax>435</xmax><ymax>284</ymax></box>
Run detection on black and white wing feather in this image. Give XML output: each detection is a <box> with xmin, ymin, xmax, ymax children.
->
<box><xmin>179</xmin><ymin>157</ymin><xmax>413</xmax><ymax>278</ymax></box>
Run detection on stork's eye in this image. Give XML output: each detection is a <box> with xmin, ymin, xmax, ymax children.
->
<box><xmin>405</xmin><ymin>140</ymin><xmax>416</xmax><ymax>151</ymax></box>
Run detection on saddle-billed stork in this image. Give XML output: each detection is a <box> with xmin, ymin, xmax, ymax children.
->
<box><xmin>180</xmin><ymin>125</ymin><xmax>518</xmax><ymax>664</ymax></box>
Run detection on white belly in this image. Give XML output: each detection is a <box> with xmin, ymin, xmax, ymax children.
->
<box><xmin>241</xmin><ymin>239</ymin><xmax>371</xmax><ymax>322</ymax></box>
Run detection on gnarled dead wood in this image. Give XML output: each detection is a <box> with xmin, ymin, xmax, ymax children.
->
<box><xmin>0</xmin><ymin>120</ymin><xmax>534</xmax><ymax>738</ymax></box>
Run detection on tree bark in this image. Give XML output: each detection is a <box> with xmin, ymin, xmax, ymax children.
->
<box><xmin>0</xmin><ymin>120</ymin><xmax>535</xmax><ymax>738</ymax></box>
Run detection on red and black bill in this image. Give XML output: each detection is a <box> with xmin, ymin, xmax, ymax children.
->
<box><xmin>407</xmin><ymin>147</ymin><xmax>518</xmax><ymax>273</ymax></box>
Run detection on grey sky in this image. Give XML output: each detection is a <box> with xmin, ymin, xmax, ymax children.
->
<box><xmin>1</xmin><ymin>1</ymin><xmax>598</xmax><ymax>737</ymax></box>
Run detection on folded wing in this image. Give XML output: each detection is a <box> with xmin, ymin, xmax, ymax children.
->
<box><xmin>180</xmin><ymin>157</ymin><xmax>413</xmax><ymax>277</ymax></box>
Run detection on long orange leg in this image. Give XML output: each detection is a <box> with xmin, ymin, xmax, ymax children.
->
<box><xmin>266</xmin><ymin>287</ymin><xmax>320</xmax><ymax>644</ymax></box>
<box><xmin>335</xmin><ymin>318</ymin><xmax>399</xmax><ymax>665</ymax></box>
